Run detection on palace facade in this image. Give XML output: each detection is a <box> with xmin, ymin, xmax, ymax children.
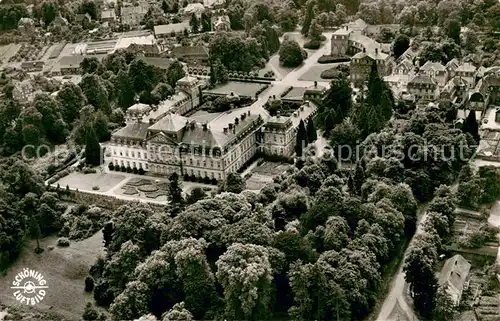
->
<box><xmin>109</xmin><ymin>77</ymin><xmax>317</xmax><ymax>182</ymax></box>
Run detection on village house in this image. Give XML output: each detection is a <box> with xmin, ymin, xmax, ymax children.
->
<box><xmin>17</xmin><ymin>17</ymin><xmax>35</xmax><ymax>32</ymax></box>
<box><xmin>74</xmin><ymin>13</ymin><xmax>91</xmax><ymax>27</ymax></box>
<box><xmin>121</xmin><ymin>5</ymin><xmax>148</xmax><ymax>26</ymax></box>
<box><xmin>438</xmin><ymin>255</ymin><xmax>471</xmax><ymax>306</ymax></box>
<box><xmin>407</xmin><ymin>74</ymin><xmax>438</xmax><ymax>102</ymax></box>
<box><xmin>213</xmin><ymin>15</ymin><xmax>231</xmax><ymax>32</ymax></box>
<box><xmin>183</xmin><ymin>3</ymin><xmax>205</xmax><ymax>18</ymax></box>
<box><xmin>456</xmin><ymin>63</ymin><xmax>477</xmax><ymax>88</ymax></box>
<box><xmin>21</xmin><ymin>61</ymin><xmax>45</xmax><ymax>72</ymax></box>
<box><xmin>420</xmin><ymin>61</ymin><xmax>448</xmax><ymax>87</ymax></box>
<box><xmin>350</xmin><ymin>48</ymin><xmax>390</xmax><ymax>83</ymax></box>
<box><xmin>101</xmin><ymin>10</ymin><xmax>116</xmax><ymax>24</ymax></box>
<box><xmin>170</xmin><ymin>46</ymin><xmax>209</xmax><ymax>65</ymax></box>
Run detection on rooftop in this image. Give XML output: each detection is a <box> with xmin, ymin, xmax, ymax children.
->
<box><xmin>154</xmin><ymin>22</ymin><xmax>190</xmax><ymax>35</ymax></box>
<box><xmin>421</xmin><ymin>61</ymin><xmax>446</xmax><ymax>72</ymax></box>
<box><xmin>281</xmin><ymin>87</ymin><xmax>306</xmax><ymax>102</ymax></box>
<box><xmin>409</xmin><ymin>74</ymin><xmax>437</xmax><ymax>85</ymax></box>
<box><xmin>115</xmin><ymin>34</ymin><xmax>156</xmax><ymax>50</ymax></box>
<box><xmin>457</xmin><ymin>62</ymin><xmax>477</xmax><ymax>73</ymax></box>
<box><xmin>170</xmin><ymin>45</ymin><xmax>209</xmax><ymax>57</ymax></box>
<box><xmin>113</xmin><ymin>122</ymin><xmax>150</xmax><ymax>140</ymax></box>
<box><xmin>137</xmin><ymin>56</ymin><xmax>173</xmax><ymax>70</ymax></box>
<box><xmin>438</xmin><ymin>255</ymin><xmax>471</xmax><ymax>305</ymax></box>
<box><xmin>148</xmin><ymin>113</ymin><xmax>190</xmax><ymax>133</ymax></box>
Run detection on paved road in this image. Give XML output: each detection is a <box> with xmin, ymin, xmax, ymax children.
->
<box><xmin>376</xmin><ymin>203</ymin><xmax>430</xmax><ymax>321</ymax></box>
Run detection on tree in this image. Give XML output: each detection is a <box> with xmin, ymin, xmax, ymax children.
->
<box><xmin>444</xmin><ymin>18</ymin><xmax>461</xmax><ymax>44</ymax></box>
<box><xmin>330</xmin><ymin>117</ymin><xmax>360</xmax><ymax>161</ymax></box>
<box><xmin>168</xmin><ymin>172</ymin><xmax>184</xmax><ymax>207</ymax></box>
<box><xmin>279</xmin><ymin>39</ymin><xmax>307</xmax><ymax>67</ymax></box>
<box><xmin>79</xmin><ymin>1</ymin><xmax>99</xmax><ymax>20</ymax></box>
<box><xmin>301</xmin><ymin>0</ymin><xmax>314</xmax><ymax>36</ymax></box>
<box><xmin>189</xmin><ymin>13</ymin><xmax>199</xmax><ymax>33</ymax></box>
<box><xmin>116</xmin><ymin>69</ymin><xmax>135</xmax><ymax>110</ymax></box>
<box><xmin>162</xmin><ymin>302</ymin><xmax>194</xmax><ymax>321</ymax></box>
<box><xmin>81</xmin><ymin>57</ymin><xmax>103</xmax><ymax>75</ymax></box>
<box><xmin>79</xmin><ymin>74</ymin><xmax>110</xmax><ymax>114</ymax></box>
<box><xmin>319</xmin><ymin>74</ymin><xmax>352</xmax><ymax>126</ymax></box>
<box><xmin>161</xmin><ymin>0</ymin><xmax>169</xmax><ymax>14</ymax></box>
<box><xmin>403</xmin><ymin>235</ymin><xmax>439</xmax><ymax>318</ymax></box>
<box><xmin>306</xmin><ymin>119</ymin><xmax>317</xmax><ymax>143</ymax></box>
<box><xmin>151</xmin><ymin>82</ymin><xmax>174</xmax><ymax>104</ymax></box>
<box><xmin>295</xmin><ymin>119</ymin><xmax>308</xmax><ymax>157</ymax></box>
<box><xmin>277</xmin><ymin>8</ymin><xmax>298</xmax><ymax>32</ymax></box>
<box><xmin>462</xmin><ymin>110</ymin><xmax>479</xmax><ymax>143</ymax></box>
<box><xmin>57</xmin><ymin>82</ymin><xmax>86</xmax><ymax>124</ymax></box>
<box><xmin>41</xmin><ymin>2</ymin><xmax>58</xmax><ymax>27</ymax></box>
<box><xmin>186</xmin><ymin>187</ymin><xmax>206</xmax><ymax>204</ymax></box>
<box><xmin>224</xmin><ymin>172</ymin><xmax>245</xmax><ymax>194</ymax></box>
<box><xmin>85</xmin><ymin>126</ymin><xmax>102</xmax><ymax>166</ymax></box>
<box><xmin>166</xmin><ymin>60</ymin><xmax>186</xmax><ymax>88</ymax></box>
<box><xmin>308</xmin><ymin>18</ymin><xmax>323</xmax><ymax>41</ymax></box>
<box><xmin>215</xmin><ymin>243</ymin><xmax>278</xmax><ymax>320</ymax></box>
<box><xmin>432</xmin><ymin>286</ymin><xmax>455</xmax><ymax>321</ymax></box>
<box><xmin>83</xmin><ymin>302</ymin><xmax>99</xmax><ymax>321</ymax></box>
<box><xmin>201</xmin><ymin>12</ymin><xmax>211</xmax><ymax>32</ymax></box>
<box><xmin>392</xmin><ymin>34</ymin><xmax>410</xmax><ymax>59</ymax></box>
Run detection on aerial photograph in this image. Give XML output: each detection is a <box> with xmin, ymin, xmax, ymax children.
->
<box><xmin>0</xmin><ymin>0</ymin><xmax>499</xmax><ymax>320</ymax></box>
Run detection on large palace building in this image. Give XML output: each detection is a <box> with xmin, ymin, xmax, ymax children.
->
<box><xmin>109</xmin><ymin>77</ymin><xmax>316</xmax><ymax>182</ymax></box>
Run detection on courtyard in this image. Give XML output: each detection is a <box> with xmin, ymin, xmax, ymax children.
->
<box><xmin>203</xmin><ymin>81</ymin><xmax>268</xmax><ymax>98</ymax></box>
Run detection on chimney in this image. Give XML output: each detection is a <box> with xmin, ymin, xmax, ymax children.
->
<box><xmin>241</xmin><ymin>113</ymin><xmax>245</xmax><ymax>121</ymax></box>
<box><xmin>363</xmin><ymin>48</ymin><xmax>366</xmax><ymax>53</ymax></box>
<box><xmin>345</xmin><ymin>25</ymin><xmax>348</xmax><ymax>30</ymax></box>
<box><xmin>235</xmin><ymin>117</ymin><xmax>239</xmax><ymax>125</ymax></box>
<box><xmin>375</xmin><ymin>48</ymin><xmax>378</xmax><ymax>55</ymax></box>
<box><xmin>202</xmin><ymin>123</ymin><xmax>208</xmax><ymax>131</ymax></box>
<box><xmin>149</xmin><ymin>118</ymin><xmax>154</xmax><ymax>125</ymax></box>
<box><xmin>247</xmin><ymin>110</ymin><xmax>250</xmax><ymax>116</ymax></box>
<box><xmin>228</xmin><ymin>123</ymin><xmax>233</xmax><ymax>130</ymax></box>
<box><xmin>190</xmin><ymin>121</ymin><xmax>195</xmax><ymax>129</ymax></box>
<box><xmin>277</xmin><ymin>111</ymin><xmax>280</xmax><ymax>118</ymax></box>
<box><xmin>314</xmin><ymin>81</ymin><xmax>318</xmax><ymax>87</ymax></box>
<box><xmin>223</xmin><ymin>127</ymin><xmax>228</xmax><ymax>134</ymax></box>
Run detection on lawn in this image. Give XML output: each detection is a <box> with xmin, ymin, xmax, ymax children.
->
<box><xmin>298</xmin><ymin>64</ymin><xmax>340</xmax><ymax>82</ymax></box>
<box><xmin>56</xmin><ymin>172</ymin><xmax>126</xmax><ymax>193</ymax></box>
<box><xmin>204</xmin><ymin>81</ymin><xmax>268</xmax><ymax>98</ymax></box>
<box><xmin>246</xmin><ymin>162</ymin><xmax>289</xmax><ymax>190</ymax></box>
<box><xmin>0</xmin><ymin>233</ymin><xmax>104</xmax><ymax>320</ymax></box>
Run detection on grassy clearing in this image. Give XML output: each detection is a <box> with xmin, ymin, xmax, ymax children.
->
<box><xmin>0</xmin><ymin>232</ymin><xmax>104</xmax><ymax>320</ymax></box>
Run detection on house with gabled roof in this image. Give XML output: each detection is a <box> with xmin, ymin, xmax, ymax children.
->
<box><xmin>438</xmin><ymin>255</ymin><xmax>471</xmax><ymax>306</ymax></box>
<box><xmin>407</xmin><ymin>73</ymin><xmax>438</xmax><ymax>102</ymax></box>
<box><xmin>420</xmin><ymin>61</ymin><xmax>448</xmax><ymax>86</ymax></box>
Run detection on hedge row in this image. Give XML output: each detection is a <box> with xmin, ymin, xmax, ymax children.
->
<box><xmin>108</xmin><ymin>163</ymin><xmax>145</xmax><ymax>175</ymax></box>
<box><xmin>317</xmin><ymin>55</ymin><xmax>351</xmax><ymax>64</ymax></box>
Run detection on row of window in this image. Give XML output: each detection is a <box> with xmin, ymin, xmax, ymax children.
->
<box><xmin>114</xmin><ymin>149</ymin><xmax>148</xmax><ymax>159</ymax></box>
<box><xmin>115</xmin><ymin>160</ymin><xmax>148</xmax><ymax>170</ymax></box>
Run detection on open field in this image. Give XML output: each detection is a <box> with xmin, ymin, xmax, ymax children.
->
<box><xmin>0</xmin><ymin>233</ymin><xmax>104</xmax><ymax>320</ymax></box>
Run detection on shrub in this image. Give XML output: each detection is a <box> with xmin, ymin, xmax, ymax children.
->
<box><xmin>57</xmin><ymin>237</ymin><xmax>70</xmax><ymax>247</ymax></box>
<box><xmin>83</xmin><ymin>302</ymin><xmax>98</xmax><ymax>321</ymax></box>
<box><xmin>211</xmin><ymin>178</ymin><xmax>217</xmax><ymax>185</ymax></box>
<box><xmin>203</xmin><ymin>176</ymin><xmax>210</xmax><ymax>184</ymax></box>
<box><xmin>184</xmin><ymin>174</ymin><xmax>190</xmax><ymax>181</ymax></box>
<box><xmin>92</xmin><ymin>186</ymin><xmax>100</xmax><ymax>191</ymax></box>
<box><xmin>85</xmin><ymin>276</ymin><xmax>95</xmax><ymax>292</ymax></box>
<box><xmin>318</xmin><ymin>55</ymin><xmax>351</xmax><ymax>64</ymax></box>
<box><xmin>138</xmin><ymin>168</ymin><xmax>145</xmax><ymax>175</ymax></box>
<box><xmin>120</xmin><ymin>165</ymin><xmax>127</xmax><ymax>172</ymax></box>
<box><xmin>108</xmin><ymin>163</ymin><xmax>114</xmax><ymax>171</ymax></box>
<box><xmin>304</xmin><ymin>39</ymin><xmax>321</xmax><ymax>49</ymax></box>
<box><xmin>93</xmin><ymin>280</ymin><xmax>114</xmax><ymax>306</ymax></box>
<box><xmin>47</xmin><ymin>178</ymin><xmax>57</xmax><ymax>185</ymax></box>
<box><xmin>320</xmin><ymin>68</ymin><xmax>342</xmax><ymax>79</ymax></box>
<box><xmin>126</xmin><ymin>166</ymin><xmax>132</xmax><ymax>173</ymax></box>
<box><xmin>132</xmin><ymin>167</ymin><xmax>138</xmax><ymax>174</ymax></box>
<box><xmin>83</xmin><ymin>167</ymin><xmax>97</xmax><ymax>174</ymax></box>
